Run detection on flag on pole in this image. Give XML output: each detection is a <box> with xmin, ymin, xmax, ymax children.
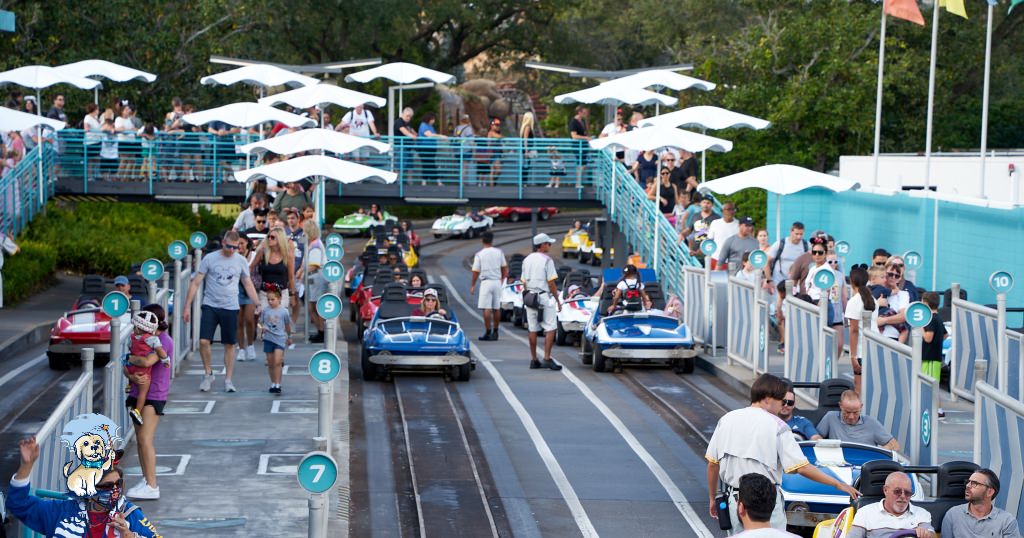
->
<box><xmin>939</xmin><ymin>0</ymin><xmax>969</xmax><ymax>18</ymax></box>
<box><xmin>885</xmin><ymin>0</ymin><xmax>926</xmax><ymax>25</ymax></box>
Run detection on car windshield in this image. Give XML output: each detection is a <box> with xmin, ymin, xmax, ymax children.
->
<box><xmin>381</xmin><ymin>318</ymin><xmax>455</xmax><ymax>336</ymax></box>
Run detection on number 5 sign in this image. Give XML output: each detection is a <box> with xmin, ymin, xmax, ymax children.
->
<box><xmin>296</xmin><ymin>451</ymin><xmax>338</xmax><ymax>494</ymax></box>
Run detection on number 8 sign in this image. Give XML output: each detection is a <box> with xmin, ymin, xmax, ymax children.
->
<box><xmin>297</xmin><ymin>451</ymin><xmax>338</xmax><ymax>494</ymax></box>
<box><xmin>316</xmin><ymin>294</ymin><xmax>343</xmax><ymax>319</ymax></box>
<box><xmin>308</xmin><ymin>350</ymin><xmax>341</xmax><ymax>383</ymax></box>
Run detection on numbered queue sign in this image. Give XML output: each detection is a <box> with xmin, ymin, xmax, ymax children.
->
<box><xmin>189</xmin><ymin>231</ymin><xmax>208</xmax><ymax>251</ymax></box>
<box><xmin>296</xmin><ymin>451</ymin><xmax>339</xmax><ymax>494</ymax></box>
<box><xmin>905</xmin><ymin>302</ymin><xmax>933</xmax><ymax>329</ymax></box>
<box><xmin>700</xmin><ymin>239</ymin><xmax>717</xmax><ymax>258</ymax></box>
<box><xmin>812</xmin><ymin>266</ymin><xmax>836</xmax><ymax>290</ymax></box>
<box><xmin>140</xmin><ymin>258</ymin><xmax>165</xmax><ymax>282</ymax></box>
<box><xmin>102</xmin><ymin>291</ymin><xmax>130</xmax><ymax>318</ymax></box>
<box><xmin>834</xmin><ymin>241</ymin><xmax>850</xmax><ymax>259</ymax></box>
<box><xmin>168</xmin><ymin>240</ymin><xmax>189</xmax><ymax>261</ymax></box>
<box><xmin>309</xmin><ymin>350</ymin><xmax>341</xmax><ymax>384</ymax></box>
<box><xmin>325</xmin><ymin>243</ymin><xmax>344</xmax><ymax>263</ymax></box>
<box><xmin>321</xmin><ymin>261</ymin><xmax>344</xmax><ymax>284</ymax></box>
<box><xmin>989</xmin><ymin>271</ymin><xmax>1014</xmax><ymax>294</ymax></box>
<box><xmin>316</xmin><ymin>294</ymin><xmax>343</xmax><ymax>320</ymax></box>
<box><xmin>325</xmin><ymin>233</ymin><xmax>343</xmax><ymax>247</ymax></box>
<box><xmin>748</xmin><ymin>249</ymin><xmax>768</xmax><ymax>270</ymax></box>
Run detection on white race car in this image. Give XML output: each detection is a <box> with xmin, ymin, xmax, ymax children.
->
<box><xmin>431</xmin><ymin>210</ymin><xmax>493</xmax><ymax>239</ymax></box>
<box><xmin>556</xmin><ymin>291</ymin><xmax>597</xmax><ymax>346</ymax></box>
<box><xmin>499</xmin><ymin>280</ymin><xmax>524</xmax><ymax>324</ymax></box>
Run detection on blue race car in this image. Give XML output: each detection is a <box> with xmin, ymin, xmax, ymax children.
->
<box><xmin>360</xmin><ymin>283</ymin><xmax>474</xmax><ymax>382</ymax></box>
<box><xmin>580</xmin><ymin>268</ymin><xmax>699</xmax><ymax>374</ymax></box>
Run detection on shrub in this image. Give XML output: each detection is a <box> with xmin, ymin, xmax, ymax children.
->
<box><xmin>2</xmin><ymin>240</ymin><xmax>58</xmax><ymax>305</ymax></box>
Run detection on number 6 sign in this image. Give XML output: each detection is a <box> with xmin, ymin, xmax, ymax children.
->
<box><xmin>296</xmin><ymin>451</ymin><xmax>338</xmax><ymax>494</ymax></box>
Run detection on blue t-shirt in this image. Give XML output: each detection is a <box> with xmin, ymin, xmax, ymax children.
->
<box><xmin>259</xmin><ymin>306</ymin><xmax>292</xmax><ymax>347</ymax></box>
<box><xmin>417</xmin><ymin>122</ymin><xmax>437</xmax><ymax>145</ymax></box>
<box><xmin>787</xmin><ymin>415</ymin><xmax>819</xmax><ymax>440</ymax></box>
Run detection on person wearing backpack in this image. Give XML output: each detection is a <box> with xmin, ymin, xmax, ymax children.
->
<box><xmin>607</xmin><ymin>264</ymin><xmax>652</xmax><ymax>314</ymax></box>
<box><xmin>764</xmin><ymin>222</ymin><xmax>808</xmax><ymax>354</ymax></box>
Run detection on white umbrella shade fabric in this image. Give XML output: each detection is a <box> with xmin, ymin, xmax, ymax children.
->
<box><xmin>640</xmin><ymin>106</ymin><xmax>770</xmax><ymax>130</ymax></box>
<box><xmin>554</xmin><ymin>85</ymin><xmax>677</xmax><ymax>107</ymax></box>
<box><xmin>589</xmin><ymin>125</ymin><xmax>732</xmax><ymax>153</ymax></box>
<box><xmin>200</xmin><ymin>64</ymin><xmax>318</xmax><ymax>89</ymax></box>
<box><xmin>182</xmin><ymin>102</ymin><xmax>315</xmax><ymax>129</ymax></box>
<box><xmin>259</xmin><ymin>84</ymin><xmax>386</xmax><ymax>110</ymax></box>
<box><xmin>0</xmin><ymin>107</ymin><xmax>66</xmax><ymax>132</ymax></box>
<box><xmin>0</xmin><ymin>65</ymin><xmax>101</xmax><ymax>90</ymax></box>
<box><xmin>239</xmin><ymin>128</ymin><xmax>391</xmax><ymax>156</ymax></box>
<box><xmin>602</xmin><ymin>69</ymin><xmax>716</xmax><ymax>92</ymax></box>
<box><xmin>233</xmin><ymin>155</ymin><xmax>397</xmax><ymax>184</ymax></box>
<box><xmin>344</xmin><ymin>62</ymin><xmax>455</xmax><ymax>85</ymax></box>
<box><xmin>56</xmin><ymin>60</ymin><xmax>156</xmax><ymax>83</ymax></box>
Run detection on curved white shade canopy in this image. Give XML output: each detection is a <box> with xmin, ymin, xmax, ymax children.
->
<box><xmin>200</xmin><ymin>64</ymin><xmax>318</xmax><ymax>89</ymax></box>
<box><xmin>589</xmin><ymin>126</ymin><xmax>732</xmax><ymax>153</ymax></box>
<box><xmin>0</xmin><ymin>106</ymin><xmax>66</xmax><ymax>131</ymax></box>
<box><xmin>602</xmin><ymin>69</ymin><xmax>716</xmax><ymax>92</ymax></box>
<box><xmin>56</xmin><ymin>60</ymin><xmax>156</xmax><ymax>83</ymax></box>
<box><xmin>344</xmin><ymin>62</ymin><xmax>454</xmax><ymax>85</ymax></box>
<box><xmin>182</xmin><ymin>102</ymin><xmax>315</xmax><ymax>129</ymax></box>
<box><xmin>701</xmin><ymin>164</ymin><xmax>860</xmax><ymax>196</ymax></box>
<box><xmin>239</xmin><ymin>128</ymin><xmax>391</xmax><ymax>156</ymax></box>
<box><xmin>555</xmin><ymin>85</ymin><xmax>677</xmax><ymax>107</ymax></box>
<box><xmin>0</xmin><ymin>65</ymin><xmax>101</xmax><ymax>90</ymax></box>
<box><xmin>258</xmin><ymin>83</ymin><xmax>386</xmax><ymax>109</ymax></box>
<box><xmin>233</xmin><ymin>155</ymin><xmax>397</xmax><ymax>184</ymax></box>
<box><xmin>640</xmin><ymin>106</ymin><xmax>770</xmax><ymax>131</ymax></box>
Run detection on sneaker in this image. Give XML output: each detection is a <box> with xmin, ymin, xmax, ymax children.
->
<box><xmin>246</xmin><ymin>345</ymin><xmax>257</xmax><ymax>360</ymax></box>
<box><xmin>777</xmin><ymin>344</ymin><xmax>785</xmax><ymax>354</ymax></box>
<box><xmin>126</xmin><ymin>482</ymin><xmax>160</xmax><ymax>500</ymax></box>
<box><xmin>128</xmin><ymin>408</ymin><xmax>144</xmax><ymax>426</ymax></box>
<box><xmin>542</xmin><ymin>359</ymin><xmax>563</xmax><ymax>371</ymax></box>
<box><xmin>309</xmin><ymin>332</ymin><xmax>325</xmax><ymax>343</ymax></box>
<box><xmin>224</xmin><ymin>380</ymin><xmax>237</xmax><ymax>393</ymax></box>
<box><xmin>270</xmin><ymin>386</ymin><xmax>282</xmax><ymax>394</ymax></box>
<box><xmin>529</xmin><ymin>359</ymin><xmax>542</xmax><ymax>369</ymax></box>
<box><xmin>478</xmin><ymin>332</ymin><xmax>494</xmax><ymax>341</ymax></box>
<box><xmin>491</xmin><ymin>329</ymin><xmax>499</xmax><ymax>341</ymax></box>
<box><xmin>199</xmin><ymin>374</ymin><xmax>214</xmax><ymax>392</ymax></box>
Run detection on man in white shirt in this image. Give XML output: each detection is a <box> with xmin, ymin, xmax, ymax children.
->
<box><xmin>848</xmin><ymin>472</ymin><xmax>934</xmax><ymax>538</ymax></box>
<box><xmin>706</xmin><ymin>202</ymin><xmax>739</xmax><ymax>270</ymax></box>
<box><xmin>340</xmin><ymin>104</ymin><xmax>378</xmax><ymax>137</ymax></box>
<box><xmin>470</xmin><ymin>231</ymin><xmax>508</xmax><ymax>341</ymax></box>
<box><xmin>520</xmin><ymin>234</ymin><xmax>562</xmax><ymax>370</ymax></box>
<box><xmin>731</xmin><ymin>473</ymin><xmax>801</xmax><ymax>537</ymax></box>
<box><xmin>599</xmin><ymin>109</ymin><xmax>625</xmax><ymax>138</ymax></box>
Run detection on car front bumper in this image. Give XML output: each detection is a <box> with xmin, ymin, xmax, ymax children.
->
<box><xmin>48</xmin><ymin>342</ymin><xmax>111</xmax><ymax>355</ymax></box>
<box><xmin>599</xmin><ymin>346</ymin><xmax>699</xmax><ymax>360</ymax></box>
<box><xmin>370</xmin><ymin>354</ymin><xmax>471</xmax><ymax>366</ymax></box>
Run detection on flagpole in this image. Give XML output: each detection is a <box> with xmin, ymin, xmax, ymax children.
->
<box><xmin>872</xmin><ymin>6</ymin><xmax>888</xmax><ymax>188</ymax></box>
<box><xmin>925</xmin><ymin>2</ymin><xmax>940</xmax><ymax>290</ymax></box>
<box><xmin>979</xmin><ymin>2</ymin><xmax>994</xmax><ymax>199</ymax></box>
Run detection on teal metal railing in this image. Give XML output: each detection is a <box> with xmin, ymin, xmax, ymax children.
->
<box><xmin>52</xmin><ymin>129</ymin><xmax>600</xmax><ymax>199</ymax></box>
<box><xmin>1</xmin><ymin>144</ymin><xmax>56</xmax><ymax>237</ymax></box>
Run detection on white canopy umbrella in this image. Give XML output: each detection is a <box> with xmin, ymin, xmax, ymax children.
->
<box><xmin>233</xmin><ymin>154</ymin><xmax>397</xmax><ymax>184</ymax></box>
<box><xmin>344</xmin><ymin>62</ymin><xmax>454</xmax><ymax>136</ymax></box>
<box><xmin>640</xmin><ymin>106</ymin><xmax>771</xmax><ymax>182</ymax></box>
<box><xmin>590</xmin><ymin>126</ymin><xmax>733</xmax><ymax>271</ymax></box>
<box><xmin>554</xmin><ymin>85</ymin><xmax>677</xmax><ymax>107</ymax></box>
<box><xmin>239</xmin><ymin>128</ymin><xmax>391</xmax><ymax>156</ymax></box>
<box><xmin>182</xmin><ymin>102</ymin><xmax>315</xmax><ymax>129</ymax></box>
<box><xmin>200</xmin><ymin>64</ymin><xmax>318</xmax><ymax>96</ymax></box>
<box><xmin>602</xmin><ymin>69</ymin><xmax>716</xmax><ymax>92</ymax></box>
<box><xmin>0</xmin><ymin>106</ymin><xmax>66</xmax><ymax>132</ymax></box>
<box><xmin>259</xmin><ymin>84</ymin><xmax>385</xmax><ymax>111</ymax></box>
<box><xmin>700</xmin><ymin>164</ymin><xmax>861</xmax><ymax>240</ymax></box>
<box><xmin>56</xmin><ymin>60</ymin><xmax>156</xmax><ymax>104</ymax></box>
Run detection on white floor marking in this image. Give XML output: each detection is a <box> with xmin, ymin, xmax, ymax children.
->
<box><xmin>441</xmin><ymin>275</ymin><xmax>715</xmax><ymax>538</ymax></box>
<box><xmin>0</xmin><ymin>353</ymin><xmax>46</xmax><ymax>390</ymax></box>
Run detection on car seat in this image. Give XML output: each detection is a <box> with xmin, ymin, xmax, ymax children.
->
<box><xmin>923</xmin><ymin>461</ymin><xmax>979</xmax><ymax>530</ymax></box>
<box><xmin>644</xmin><ymin>282</ymin><xmax>667</xmax><ymax>310</ymax></box>
<box><xmin>507</xmin><ymin>261</ymin><xmax>523</xmax><ymax>281</ymax></box>
<box><xmin>801</xmin><ymin>378</ymin><xmax>854</xmax><ymax>426</ymax></box>
<box><xmin>939</xmin><ymin>287</ymin><xmax>967</xmax><ymax>324</ymax></box>
<box><xmin>128</xmin><ymin>275</ymin><xmax>147</xmax><ymax>298</ymax></box>
<box><xmin>81</xmin><ymin>275</ymin><xmax>107</xmax><ymax>295</ymax></box>
<box><xmin>853</xmin><ymin>460</ymin><xmax>903</xmax><ymax>510</ymax></box>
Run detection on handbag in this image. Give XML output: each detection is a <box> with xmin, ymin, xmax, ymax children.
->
<box><xmin>523</xmin><ymin>290</ymin><xmax>544</xmax><ymax>309</ymax></box>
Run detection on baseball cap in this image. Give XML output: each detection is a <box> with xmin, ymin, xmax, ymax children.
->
<box><xmin>739</xmin><ymin>216</ymin><xmax>755</xmax><ymax>226</ymax></box>
<box><xmin>533</xmin><ymin>233</ymin><xmax>556</xmax><ymax>245</ymax></box>
<box><xmin>423</xmin><ymin>288</ymin><xmax>439</xmax><ymax>298</ymax></box>
<box><xmin>114</xmin><ymin>276</ymin><xmax>130</xmax><ymax>286</ymax></box>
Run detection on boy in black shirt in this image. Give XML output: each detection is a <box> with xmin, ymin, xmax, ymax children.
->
<box><xmin>920</xmin><ymin>292</ymin><xmax>946</xmax><ymax>380</ymax></box>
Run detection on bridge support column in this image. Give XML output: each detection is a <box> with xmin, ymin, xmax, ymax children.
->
<box><xmin>601</xmin><ymin>210</ymin><xmax>612</xmax><ymax>270</ymax></box>
<box><xmin>530</xmin><ymin>207</ymin><xmax>538</xmax><ymax>238</ymax></box>
<box><xmin>613</xmin><ymin>219</ymin><xmax>628</xmax><ymax>268</ymax></box>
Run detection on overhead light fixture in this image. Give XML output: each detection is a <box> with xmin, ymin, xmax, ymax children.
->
<box><xmin>322</xmin><ymin>58</ymin><xmax>383</xmax><ymax>70</ymax></box>
<box><xmin>524</xmin><ymin>61</ymin><xmax>582</xmax><ymax>75</ymax></box>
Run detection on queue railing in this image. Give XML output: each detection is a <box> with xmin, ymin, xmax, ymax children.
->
<box><xmin>726</xmin><ymin>276</ymin><xmax>771</xmax><ymax>375</ymax></box>
<box><xmin>949</xmin><ymin>282</ymin><xmax>1008</xmax><ymax>402</ymax></box>
<box><xmin>1</xmin><ymin>144</ymin><xmax>55</xmax><ymax>238</ymax></box>
<box><xmin>782</xmin><ymin>281</ymin><xmax>835</xmax><ymax>407</ymax></box>
<box><xmin>974</xmin><ymin>381</ymin><xmax>1024</xmax><ymax>530</ymax></box>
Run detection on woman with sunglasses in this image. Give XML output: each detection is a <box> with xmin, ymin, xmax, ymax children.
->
<box><xmin>803</xmin><ymin>244</ymin><xmax>847</xmax><ymax>356</ymax></box>
<box><xmin>412</xmin><ymin>289</ymin><xmax>449</xmax><ymax>319</ymax></box>
<box><xmin>647</xmin><ymin>167</ymin><xmax>678</xmax><ymax>222</ymax></box>
<box><xmin>8</xmin><ymin>437</ymin><xmax>161</xmax><ymax>537</ymax></box>
<box><xmin>877</xmin><ymin>257</ymin><xmax>912</xmax><ymax>343</ymax></box>
<box><xmin>251</xmin><ymin>228</ymin><xmax>295</xmax><ymax>314</ymax></box>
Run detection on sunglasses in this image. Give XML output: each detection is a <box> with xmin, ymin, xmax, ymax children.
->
<box><xmin>660</xmin><ymin>171</ymin><xmax>670</xmax><ymax>175</ymax></box>
<box><xmin>890</xmin><ymin>263</ymin><xmax>904</xmax><ymax>268</ymax></box>
<box><xmin>873</xmin><ymin>261</ymin><xmax>886</xmax><ymax>267</ymax></box>
<box><xmin>255</xmin><ymin>219</ymin><xmax>267</xmax><ymax>224</ymax></box>
<box><xmin>224</xmin><ymin>244</ymin><xmax>239</xmax><ymax>250</ymax></box>
<box><xmin>268</xmin><ymin>236</ymin><xmax>277</xmax><ymax>241</ymax></box>
<box><xmin>888</xmin><ymin>487</ymin><xmax>912</xmax><ymax>498</ymax></box>
<box><xmin>781</xmin><ymin>399</ymin><xmax>796</xmax><ymax>407</ymax></box>
<box><xmin>887</xmin><ymin>272</ymin><xmax>900</xmax><ymax>278</ymax></box>
<box><xmin>812</xmin><ymin>250</ymin><xmax>826</xmax><ymax>255</ymax></box>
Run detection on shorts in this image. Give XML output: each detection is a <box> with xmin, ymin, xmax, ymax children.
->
<box><xmin>239</xmin><ymin>286</ymin><xmax>251</xmax><ymax>306</ymax></box>
<box><xmin>827</xmin><ymin>302</ymin><xmax>843</xmax><ymax>326</ymax></box>
<box><xmin>477</xmin><ymin>279</ymin><xmax>502</xmax><ymax>310</ymax></box>
<box><xmin>263</xmin><ymin>340</ymin><xmax>285</xmax><ymax>354</ymax></box>
<box><xmin>199</xmin><ymin>305</ymin><xmax>239</xmax><ymax>345</ymax></box>
<box><xmin>125</xmin><ymin>397</ymin><xmax>166</xmax><ymax>416</ymax></box>
<box><xmin>526</xmin><ymin>295</ymin><xmax>557</xmax><ymax>332</ymax></box>
<box><xmin>308</xmin><ymin>271</ymin><xmax>328</xmax><ymax>301</ymax></box>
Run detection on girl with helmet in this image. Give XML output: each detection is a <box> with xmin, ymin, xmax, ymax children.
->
<box><xmin>123</xmin><ymin>311</ymin><xmax>168</xmax><ymax>427</ymax></box>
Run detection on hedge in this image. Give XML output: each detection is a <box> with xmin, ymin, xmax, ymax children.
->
<box><xmin>2</xmin><ymin>240</ymin><xmax>58</xmax><ymax>305</ymax></box>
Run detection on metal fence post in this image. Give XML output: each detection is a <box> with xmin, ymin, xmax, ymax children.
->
<box><xmin>911</xmin><ymin>325</ymin><xmax>924</xmax><ymax>464</ymax></box>
<box><xmin>318</xmin><ymin>383</ymin><xmax>333</xmax><ymax>456</ymax></box>
<box><xmin>783</xmin><ymin>280</ymin><xmax>795</xmax><ymax>378</ymax></box>
<box><xmin>82</xmin><ymin>348</ymin><xmax>95</xmax><ymax>412</ymax></box>
<box><xmin>160</xmin><ymin>271</ymin><xmax>170</xmax><ymax>312</ymax></box>
<box><xmin>304</xmin><ymin>235</ymin><xmax>311</xmax><ymax>344</ymax></box>
<box><xmin>753</xmin><ymin>270</ymin><xmax>763</xmax><ymax>375</ymax></box>
<box><xmin>818</xmin><ymin>291</ymin><xmax>830</xmax><ymax>379</ymax></box>
<box><xmin>950</xmin><ymin>282</ymin><xmax>961</xmax><ymax>402</ymax></box>
<box><xmin>172</xmin><ymin>259</ymin><xmax>183</xmax><ymax>379</ymax></box>
<box><xmin>308</xmin><ymin>490</ymin><xmax>326</xmax><ymax>538</ymax></box>
<box><xmin>997</xmin><ymin>292</ymin><xmax>1007</xmax><ymax>391</ymax></box>
<box><xmin>192</xmin><ymin>249</ymin><xmax>203</xmax><ymax>353</ymax></box>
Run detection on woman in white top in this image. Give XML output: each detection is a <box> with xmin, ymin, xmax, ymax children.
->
<box><xmin>844</xmin><ymin>266</ymin><xmax>876</xmax><ymax>393</ymax></box>
<box><xmin>82</xmin><ymin>103</ymin><xmax>103</xmax><ymax>180</ymax></box>
<box><xmin>114</xmin><ymin>104</ymin><xmax>138</xmax><ymax>180</ymax></box>
<box><xmin>803</xmin><ymin>246</ymin><xmax>846</xmax><ymax>360</ymax></box>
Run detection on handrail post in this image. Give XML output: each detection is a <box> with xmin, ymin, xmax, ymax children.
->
<box><xmin>83</xmin><ymin>348</ymin><xmax>95</xmax><ymax>412</ymax></box>
<box><xmin>818</xmin><ymin>288</ymin><xmax>830</xmax><ymax>379</ymax></box>
<box><xmin>458</xmin><ymin>137</ymin><xmax>465</xmax><ymax>199</ymax></box>
<box><xmin>192</xmin><ymin>249</ymin><xmax>203</xmax><ymax>353</ymax></box>
<box><xmin>997</xmin><ymin>292</ymin><xmax>1007</xmax><ymax>390</ymax></box>
<box><xmin>950</xmin><ymin>282</ymin><xmax>961</xmax><ymax>402</ymax></box>
<box><xmin>910</xmin><ymin>323</ymin><xmax>924</xmax><ymax>463</ymax></box>
<box><xmin>783</xmin><ymin>280</ymin><xmax>795</xmax><ymax>378</ymax></box>
<box><xmin>303</xmin><ymin>235</ymin><xmax>311</xmax><ymax>344</ymax></box>
<box><xmin>160</xmin><ymin>270</ymin><xmax>171</xmax><ymax>313</ymax></box>
<box><xmin>172</xmin><ymin>259</ymin><xmax>183</xmax><ymax>379</ymax></box>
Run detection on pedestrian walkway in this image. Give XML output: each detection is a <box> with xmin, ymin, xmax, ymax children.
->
<box><xmin>117</xmin><ymin>341</ymin><xmax>349</xmax><ymax>537</ymax></box>
<box><xmin>0</xmin><ymin>272</ymin><xmax>81</xmax><ymax>359</ymax></box>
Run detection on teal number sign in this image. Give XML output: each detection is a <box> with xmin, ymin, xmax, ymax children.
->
<box><xmin>296</xmin><ymin>452</ymin><xmax>338</xmax><ymax>494</ymax></box>
<box><xmin>921</xmin><ymin>410</ymin><xmax>931</xmax><ymax>446</ymax></box>
<box><xmin>989</xmin><ymin>271</ymin><xmax>1014</xmax><ymax>294</ymax></box>
<box><xmin>140</xmin><ymin>259</ymin><xmax>164</xmax><ymax>282</ymax></box>
<box><xmin>325</xmin><ymin>244</ymin><xmax>343</xmax><ymax>262</ymax></box>
<box><xmin>749</xmin><ymin>250</ymin><xmax>768</xmax><ymax>269</ymax></box>
<box><xmin>325</xmin><ymin>234</ymin><xmax>343</xmax><ymax>247</ymax></box>
<box><xmin>700</xmin><ymin>239</ymin><xmax>717</xmax><ymax>257</ymax></box>
<box><xmin>903</xmin><ymin>250</ymin><xmax>923</xmax><ymax>271</ymax></box>
<box><xmin>813</xmin><ymin>267</ymin><xmax>836</xmax><ymax>290</ymax></box>
<box><xmin>905</xmin><ymin>302</ymin><xmax>933</xmax><ymax>329</ymax></box>
<box><xmin>308</xmin><ymin>351</ymin><xmax>341</xmax><ymax>383</ymax></box>
<box><xmin>316</xmin><ymin>294</ymin><xmax>343</xmax><ymax>319</ymax></box>
<box><xmin>102</xmin><ymin>291</ymin><xmax>130</xmax><ymax>317</ymax></box>
<box><xmin>322</xmin><ymin>261</ymin><xmax>344</xmax><ymax>283</ymax></box>
<box><xmin>834</xmin><ymin>241</ymin><xmax>850</xmax><ymax>258</ymax></box>
<box><xmin>189</xmin><ymin>231</ymin><xmax>208</xmax><ymax>250</ymax></box>
<box><xmin>168</xmin><ymin>240</ymin><xmax>189</xmax><ymax>260</ymax></box>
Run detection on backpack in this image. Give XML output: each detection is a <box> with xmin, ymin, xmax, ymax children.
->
<box><xmin>622</xmin><ymin>279</ymin><xmax>643</xmax><ymax>311</ymax></box>
<box><xmin>769</xmin><ymin>239</ymin><xmax>809</xmax><ymax>279</ymax></box>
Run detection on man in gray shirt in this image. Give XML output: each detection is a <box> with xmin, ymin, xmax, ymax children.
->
<box><xmin>816</xmin><ymin>390</ymin><xmax>900</xmax><ymax>451</ymax></box>
<box><xmin>183</xmin><ymin>231</ymin><xmax>260</xmax><ymax>393</ymax></box>
<box><xmin>941</xmin><ymin>468</ymin><xmax>1020</xmax><ymax>538</ymax></box>
<box><xmin>717</xmin><ymin>216</ymin><xmax>759</xmax><ymax>273</ymax></box>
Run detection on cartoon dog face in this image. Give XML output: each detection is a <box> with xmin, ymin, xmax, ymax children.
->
<box><xmin>75</xmin><ymin>434</ymin><xmax>107</xmax><ymax>462</ymax></box>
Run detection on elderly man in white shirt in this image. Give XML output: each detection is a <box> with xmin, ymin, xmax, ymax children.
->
<box><xmin>848</xmin><ymin>472</ymin><xmax>934</xmax><ymax>538</ymax></box>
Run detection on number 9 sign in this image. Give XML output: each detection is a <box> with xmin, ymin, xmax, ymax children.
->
<box><xmin>296</xmin><ymin>451</ymin><xmax>338</xmax><ymax>494</ymax></box>
<box><xmin>141</xmin><ymin>258</ymin><xmax>164</xmax><ymax>281</ymax></box>
<box><xmin>316</xmin><ymin>294</ymin><xmax>343</xmax><ymax>319</ymax></box>
<box><xmin>308</xmin><ymin>350</ymin><xmax>341</xmax><ymax>383</ymax></box>
<box><xmin>812</xmin><ymin>267</ymin><xmax>836</xmax><ymax>290</ymax></box>
<box><xmin>322</xmin><ymin>261</ymin><xmax>344</xmax><ymax>283</ymax></box>
<box><xmin>905</xmin><ymin>302</ymin><xmax>933</xmax><ymax>329</ymax></box>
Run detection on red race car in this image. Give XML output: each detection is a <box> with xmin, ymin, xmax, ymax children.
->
<box><xmin>482</xmin><ymin>206</ymin><xmax>558</xmax><ymax>223</ymax></box>
<box><xmin>47</xmin><ymin>275</ymin><xmax>141</xmax><ymax>369</ymax></box>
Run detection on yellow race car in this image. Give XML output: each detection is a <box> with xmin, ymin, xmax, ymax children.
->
<box><xmin>363</xmin><ymin>237</ymin><xmax>418</xmax><ymax>268</ymax></box>
<box><xmin>562</xmin><ymin>230</ymin><xmax>588</xmax><ymax>258</ymax></box>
